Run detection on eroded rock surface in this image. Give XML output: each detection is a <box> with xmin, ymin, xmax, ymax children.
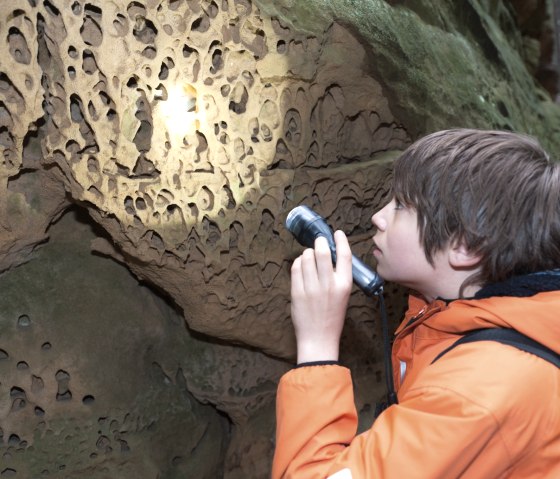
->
<box><xmin>0</xmin><ymin>210</ymin><xmax>228</xmax><ymax>477</ymax></box>
<box><xmin>1</xmin><ymin>0</ymin><xmax>410</xmax><ymax>361</ymax></box>
<box><xmin>0</xmin><ymin>209</ymin><xmax>292</xmax><ymax>477</ymax></box>
<box><xmin>0</xmin><ymin>0</ymin><xmax>559</xmax><ymax>477</ymax></box>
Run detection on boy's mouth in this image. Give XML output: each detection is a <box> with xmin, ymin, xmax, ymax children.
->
<box><xmin>372</xmin><ymin>239</ymin><xmax>382</xmax><ymax>255</ymax></box>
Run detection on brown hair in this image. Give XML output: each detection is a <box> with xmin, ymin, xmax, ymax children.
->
<box><xmin>392</xmin><ymin>128</ymin><xmax>560</xmax><ymax>289</ymax></box>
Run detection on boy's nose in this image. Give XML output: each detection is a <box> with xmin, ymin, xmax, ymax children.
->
<box><xmin>371</xmin><ymin>208</ymin><xmax>386</xmax><ymax>231</ymax></box>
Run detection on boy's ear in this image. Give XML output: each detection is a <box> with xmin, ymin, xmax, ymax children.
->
<box><xmin>448</xmin><ymin>241</ymin><xmax>481</xmax><ymax>269</ymax></box>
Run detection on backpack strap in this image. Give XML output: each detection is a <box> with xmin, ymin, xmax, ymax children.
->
<box><xmin>431</xmin><ymin>328</ymin><xmax>560</xmax><ymax>368</ymax></box>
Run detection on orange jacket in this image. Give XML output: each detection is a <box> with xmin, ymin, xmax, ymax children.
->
<box><xmin>273</xmin><ymin>290</ymin><xmax>560</xmax><ymax>478</ymax></box>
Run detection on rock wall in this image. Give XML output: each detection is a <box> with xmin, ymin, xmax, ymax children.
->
<box><xmin>1</xmin><ymin>0</ymin><xmax>411</xmax><ymax>358</ymax></box>
<box><xmin>0</xmin><ymin>210</ymin><xmax>231</xmax><ymax>477</ymax></box>
<box><xmin>0</xmin><ymin>0</ymin><xmax>558</xmax><ymax>477</ymax></box>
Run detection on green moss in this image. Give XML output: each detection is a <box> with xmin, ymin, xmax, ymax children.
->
<box><xmin>256</xmin><ymin>0</ymin><xmax>560</xmax><ymax>157</ymax></box>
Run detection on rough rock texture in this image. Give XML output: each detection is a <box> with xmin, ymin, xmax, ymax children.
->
<box><xmin>1</xmin><ymin>0</ymin><xmax>411</xmax><ymax>359</ymax></box>
<box><xmin>0</xmin><ymin>0</ymin><xmax>559</xmax><ymax>477</ymax></box>
<box><xmin>257</xmin><ymin>0</ymin><xmax>560</xmax><ymax>145</ymax></box>
<box><xmin>0</xmin><ymin>210</ymin><xmax>230</xmax><ymax>477</ymax></box>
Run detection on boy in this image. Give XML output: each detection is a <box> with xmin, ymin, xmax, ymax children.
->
<box><xmin>273</xmin><ymin>129</ymin><xmax>560</xmax><ymax>478</ymax></box>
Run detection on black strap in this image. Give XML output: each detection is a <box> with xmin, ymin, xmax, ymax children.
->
<box><xmin>432</xmin><ymin>328</ymin><xmax>560</xmax><ymax>367</ymax></box>
<box><xmin>374</xmin><ymin>293</ymin><xmax>398</xmax><ymax>418</ymax></box>
<box><xmin>378</xmin><ymin>293</ymin><xmax>398</xmax><ymax>406</ymax></box>
<box><xmin>295</xmin><ymin>360</ymin><xmax>340</xmax><ymax>368</ymax></box>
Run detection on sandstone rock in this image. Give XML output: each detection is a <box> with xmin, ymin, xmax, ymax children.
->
<box><xmin>0</xmin><ymin>0</ymin><xmax>558</xmax><ymax>477</ymax></box>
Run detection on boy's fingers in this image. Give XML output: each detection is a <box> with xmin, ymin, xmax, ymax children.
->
<box><xmin>333</xmin><ymin>230</ymin><xmax>353</xmax><ymax>279</ymax></box>
<box><xmin>314</xmin><ymin>236</ymin><xmax>334</xmax><ymax>281</ymax></box>
<box><xmin>300</xmin><ymin>247</ymin><xmax>319</xmax><ymax>288</ymax></box>
<box><xmin>291</xmin><ymin>256</ymin><xmax>304</xmax><ymax>295</ymax></box>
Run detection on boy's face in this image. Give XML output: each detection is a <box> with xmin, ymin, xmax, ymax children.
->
<box><xmin>371</xmin><ymin>198</ymin><xmax>441</xmax><ymax>298</ymax></box>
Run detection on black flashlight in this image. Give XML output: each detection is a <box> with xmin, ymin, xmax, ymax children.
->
<box><xmin>285</xmin><ymin>205</ymin><xmax>383</xmax><ymax>296</ymax></box>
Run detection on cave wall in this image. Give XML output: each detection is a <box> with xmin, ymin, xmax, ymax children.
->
<box><xmin>0</xmin><ymin>0</ymin><xmax>559</xmax><ymax>477</ymax></box>
<box><xmin>1</xmin><ymin>0</ymin><xmax>413</xmax><ymax>359</ymax></box>
<box><xmin>0</xmin><ymin>209</ymin><xmax>231</xmax><ymax>477</ymax></box>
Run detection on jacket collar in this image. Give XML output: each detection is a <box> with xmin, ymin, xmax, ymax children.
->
<box><xmin>474</xmin><ymin>269</ymin><xmax>560</xmax><ymax>299</ymax></box>
<box><xmin>397</xmin><ymin>269</ymin><xmax>560</xmax><ymax>336</ymax></box>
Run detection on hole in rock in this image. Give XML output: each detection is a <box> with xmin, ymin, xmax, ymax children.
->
<box><xmin>80</xmin><ymin>15</ymin><xmax>103</xmax><ymax>47</ymax></box>
<box><xmin>96</xmin><ymin>435</ymin><xmax>110</xmax><ymax>450</ymax></box>
<box><xmin>87</xmin><ymin>156</ymin><xmax>99</xmax><ymax>172</ymax></box>
<box><xmin>55</xmin><ymin>370</ymin><xmax>72</xmax><ymax>401</ymax></box>
<box><xmin>188</xmin><ymin>203</ymin><xmax>198</xmax><ymax>217</ymax></box>
<box><xmin>182</xmin><ymin>44</ymin><xmax>196</xmax><ymax>57</ymax></box>
<box><xmin>11</xmin><ymin>398</ymin><xmax>26</xmax><ymax>411</ymax></box>
<box><xmin>17</xmin><ymin>314</ymin><xmax>31</xmax><ymax>328</ymax></box>
<box><xmin>228</xmin><ymin>83</ymin><xmax>248</xmax><ymax>114</ymax></box>
<box><xmin>169</xmin><ymin>0</ymin><xmax>181</xmax><ymax>10</ymax></box>
<box><xmin>44</xmin><ymin>0</ymin><xmax>61</xmax><ymax>17</ymax></box>
<box><xmin>158</xmin><ymin>57</ymin><xmax>175</xmax><ymax>80</ymax></box>
<box><xmin>56</xmin><ymin>391</ymin><xmax>72</xmax><ymax>401</ymax></box>
<box><xmin>119</xmin><ymin>439</ymin><xmax>130</xmax><ymax>452</ymax></box>
<box><xmin>133</xmin><ymin>18</ymin><xmax>158</xmax><ymax>44</ymax></box>
<box><xmin>84</xmin><ymin>3</ymin><xmax>102</xmax><ymax>16</ymax></box>
<box><xmin>142</xmin><ymin>46</ymin><xmax>157</xmax><ymax>59</ymax></box>
<box><xmin>133</xmin><ymin>121</ymin><xmax>153</xmax><ymax>152</ymax></box>
<box><xmin>87</xmin><ymin>100</ymin><xmax>97</xmax><ymax>119</ymax></box>
<box><xmin>132</xmin><ymin>155</ymin><xmax>159</xmax><ymax>178</ymax></box>
<box><xmin>82</xmin><ymin>49</ymin><xmax>98</xmax><ymax>74</ymax></box>
<box><xmin>8</xmin><ymin>27</ymin><xmax>31</xmax><ymax>64</ymax></box>
<box><xmin>16</xmin><ymin>361</ymin><xmax>28</xmax><ymax>370</ymax></box>
<box><xmin>10</xmin><ymin>387</ymin><xmax>25</xmax><ymax>400</ymax></box>
<box><xmin>113</xmin><ymin>13</ymin><xmax>128</xmax><ymax>36</ymax></box>
<box><xmin>191</xmin><ymin>15</ymin><xmax>210</xmax><ymax>33</ymax></box>
<box><xmin>69</xmin><ymin>95</ymin><xmax>85</xmax><ymax>123</ymax></box>
<box><xmin>211</xmin><ymin>49</ymin><xmax>223</xmax><ymax>72</ymax></box>
<box><xmin>126</xmin><ymin>76</ymin><xmax>138</xmax><ymax>88</ymax></box>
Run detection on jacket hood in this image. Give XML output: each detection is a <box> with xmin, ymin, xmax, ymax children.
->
<box><xmin>407</xmin><ymin>270</ymin><xmax>560</xmax><ymax>355</ymax></box>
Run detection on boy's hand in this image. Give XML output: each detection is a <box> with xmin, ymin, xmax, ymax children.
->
<box><xmin>290</xmin><ymin>230</ymin><xmax>353</xmax><ymax>363</ymax></box>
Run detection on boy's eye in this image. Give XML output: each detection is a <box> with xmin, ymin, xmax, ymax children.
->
<box><xmin>394</xmin><ymin>198</ymin><xmax>403</xmax><ymax>210</ymax></box>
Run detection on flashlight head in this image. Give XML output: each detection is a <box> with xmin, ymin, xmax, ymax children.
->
<box><xmin>286</xmin><ymin>205</ymin><xmax>336</xmax><ymax>250</ymax></box>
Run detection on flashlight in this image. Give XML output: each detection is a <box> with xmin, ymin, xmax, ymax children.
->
<box><xmin>285</xmin><ymin>205</ymin><xmax>383</xmax><ymax>296</ymax></box>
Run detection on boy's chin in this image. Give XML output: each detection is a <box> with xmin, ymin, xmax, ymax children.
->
<box><xmin>377</xmin><ymin>271</ymin><xmax>414</xmax><ymax>291</ymax></box>
<box><xmin>375</xmin><ymin>265</ymin><xmax>393</xmax><ymax>282</ymax></box>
